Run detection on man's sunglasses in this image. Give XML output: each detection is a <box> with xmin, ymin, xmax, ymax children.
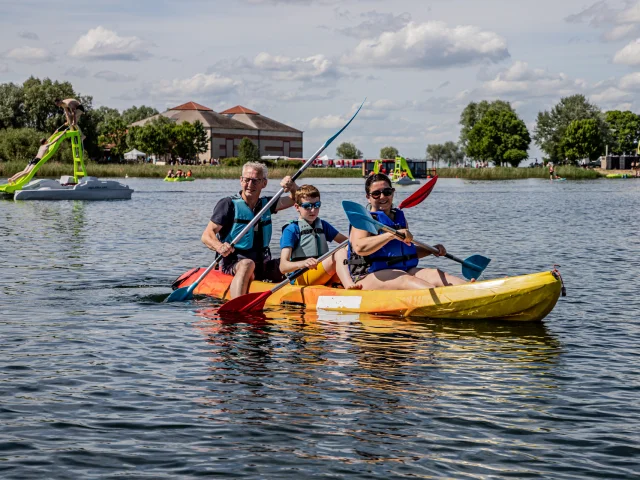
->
<box><xmin>298</xmin><ymin>201</ymin><xmax>322</xmax><ymax>210</ymax></box>
<box><xmin>241</xmin><ymin>177</ymin><xmax>264</xmax><ymax>185</ymax></box>
<box><xmin>367</xmin><ymin>187</ymin><xmax>395</xmax><ymax>199</ymax></box>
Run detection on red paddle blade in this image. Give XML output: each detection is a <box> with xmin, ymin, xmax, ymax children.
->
<box><xmin>398</xmin><ymin>176</ymin><xmax>438</xmax><ymax>209</ymax></box>
<box><xmin>217</xmin><ymin>291</ymin><xmax>272</xmax><ymax>313</ymax></box>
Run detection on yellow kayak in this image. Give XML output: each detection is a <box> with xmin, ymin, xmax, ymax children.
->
<box><xmin>172</xmin><ymin>269</ymin><xmax>562</xmax><ymax>322</ymax></box>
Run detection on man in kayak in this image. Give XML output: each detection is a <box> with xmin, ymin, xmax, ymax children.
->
<box><xmin>279</xmin><ymin>184</ymin><xmax>360</xmax><ymax>289</ymax></box>
<box><xmin>201</xmin><ymin>161</ymin><xmax>298</xmax><ymax>298</ymax></box>
<box><xmin>348</xmin><ymin>173</ymin><xmax>468</xmax><ymax>290</ymax></box>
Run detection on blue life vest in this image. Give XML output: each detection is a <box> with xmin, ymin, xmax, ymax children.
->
<box><xmin>348</xmin><ymin>208</ymin><xmax>418</xmax><ymax>274</ymax></box>
<box><xmin>222</xmin><ymin>195</ymin><xmax>272</xmax><ymax>251</ymax></box>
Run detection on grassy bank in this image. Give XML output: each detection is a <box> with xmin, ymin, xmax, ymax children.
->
<box><xmin>1</xmin><ymin>161</ymin><xmax>602</xmax><ymax>180</ymax></box>
<box><xmin>0</xmin><ymin>161</ymin><xmax>364</xmax><ymax>179</ymax></box>
<box><xmin>435</xmin><ymin>166</ymin><xmax>601</xmax><ymax>180</ymax></box>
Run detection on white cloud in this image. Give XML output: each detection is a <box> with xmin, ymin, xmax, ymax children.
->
<box><xmin>64</xmin><ymin>66</ymin><xmax>89</xmax><ymax>78</ymax></box>
<box><xmin>334</xmin><ymin>11</ymin><xmax>412</xmax><ymax>39</ymax></box>
<box><xmin>69</xmin><ymin>26</ymin><xmax>151</xmax><ymax>61</ymax></box>
<box><xmin>603</xmin><ymin>24</ymin><xmax>639</xmax><ymax>41</ymax></box>
<box><xmin>341</xmin><ymin>21</ymin><xmax>509</xmax><ymax>69</ymax></box>
<box><xmin>309</xmin><ymin>114</ymin><xmax>347</xmax><ymax>129</ymax></box>
<box><xmin>613</xmin><ymin>39</ymin><xmax>640</xmax><ymax>65</ymax></box>
<box><xmin>153</xmin><ymin>73</ymin><xmax>240</xmax><ymax>96</ymax></box>
<box><xmin>480</xmin><ymin>61</ymin><xmax>586</xmax><ymax>98</ymax></box>
<box><xmin>253</xmin><ymin>52</ymin><xmax>339</xmax><ymax>80</ymax></box>
<box><xmin>6</xmin><ymin>46</ymin><xmax>53</xmax><ymax>64</ymax></box>
<box><xmin>94</xmin><ymin>70</ymin><xmax>136</xmax><ymax>82</ymax></box>
<box><xmin>618</xmin><ymin>1</ymin><xmax>640</xmax><ymax>23</ymax></box>
<box><xmin>590</xmin><ymin>86</ymin><xmax>632</xmax><ymax>104</ymax></box>
<box><xmin>566</xmin><ymin>2</ymin><xmax>640</xmax><ymax>42</ymax></box>
<box><xmin>619</xmin><ymin>71</ymin><xmax>640</xmax><ymax>90</ymax></box>
<box><xmin>18</xmin><ymin>31</ymin><xmax>39</xmax><ymax>41</ymax></box>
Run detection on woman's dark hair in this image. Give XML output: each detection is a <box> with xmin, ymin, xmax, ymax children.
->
<box><xmin>39</xmin><ymin>138</ymin><xmax>47</xmax><ymax>144</ymax></box>
<box><xmin>365</xmin><ymin>173</ymin><xmax>392</xmax><ymax>193</ymax></box>
<box><xmin>54</xmin><ymin>98</ymin><xmax>61</xmax><ymax>104</ymax></box>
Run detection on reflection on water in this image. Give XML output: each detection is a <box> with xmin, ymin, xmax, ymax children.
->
<box><xmin>1</xmin><ymin>178</ymin><xmax>639</xmax><ymax>478</ymax></box>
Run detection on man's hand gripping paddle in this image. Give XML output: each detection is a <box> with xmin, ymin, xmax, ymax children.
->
<box><xmin>342</xmin><ymin>201</ymin><xmax>490</xmax><ymax>280</ymax></box>
<box><xmin>166</xmin><ymin>101</ymin><xmax>365</xmax><ymax>303</ymax></box>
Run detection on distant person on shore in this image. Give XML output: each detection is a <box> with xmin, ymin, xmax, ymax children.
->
<box><xmin>8</xmin><ymin>137</ymin><xmax>54</xmax><ymax>184</ymax></box>
<box><xmin>54</xmin><ymin>98</ymin><xmax>84</xmax><ymax>127</ymax></box>
<box><xmin>549</xmin><ymin>162</ymin><xmax>555</xmax><ymax>181</ymax></box>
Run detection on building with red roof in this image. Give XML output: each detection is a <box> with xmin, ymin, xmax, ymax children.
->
<box><xmin>131</xmin><ymin>102</ymin><xmax>303</xmax><ymax>161</ymax></box>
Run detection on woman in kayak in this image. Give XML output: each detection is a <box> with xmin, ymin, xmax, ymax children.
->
<box><xmin>348</xmin><ymin>173</ymin><xmax>468</xmax><ymax>290</ymax></box>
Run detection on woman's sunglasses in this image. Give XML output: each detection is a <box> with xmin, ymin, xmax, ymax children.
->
<box><xmin>298</xmin><ymin>201</ymin><xmax>322</xmax><ymax>210</ymax></box>
<box><xmin>367</xmin><ymin>187</ymin><xmax>395</xmax><ymax>199</ymax></box>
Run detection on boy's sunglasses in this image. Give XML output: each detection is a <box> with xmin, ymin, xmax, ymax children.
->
<box><xmin>298</xmin><ymin>201</ymin><xmax>322</xmax><ymax>210</ymax></box>
<box><xmin>367</xmin><ymin>187</ymin><xmax>395</xmax><ymax>199</ymax></box>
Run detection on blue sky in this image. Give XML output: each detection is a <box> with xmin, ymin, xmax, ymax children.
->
<box><xmin>2</xmin><ymin>0</ymin><xmax>640</xmax><ymax>161</ymax></box>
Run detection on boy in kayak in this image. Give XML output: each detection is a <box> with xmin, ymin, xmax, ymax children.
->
<box><xmin>201</xmin><ymin>162</ymin><xmax>298</xmax><ymax>298</ymax></box>
<box><xmin>348</xmin><ymin>173</ymin><xmax>468</xmax><ymax>290</ymax></box>
<box><xmin>279</xmin><ymin>185</ymin><xmax>360</xmax><ymax>289</ymax></box>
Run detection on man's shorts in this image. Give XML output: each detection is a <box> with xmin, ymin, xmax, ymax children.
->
<box><xmin>220</xmin><ymin>253</ymin><xmax>285</xmax><ymax>283</ymax></box>
<box><xmin>293</xmin><ymin>260</ymin><xmax>334</xmax><ymax>286</ymax></box>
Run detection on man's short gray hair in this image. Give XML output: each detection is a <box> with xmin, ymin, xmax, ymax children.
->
<box><xmin>242</xmin><ymin>162</ymin><xmax>268</xmax><ymax>178</ymax></box>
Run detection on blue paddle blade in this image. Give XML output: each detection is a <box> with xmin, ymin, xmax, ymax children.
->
<box><xmin>461</xmin><ymin>255</ymin><xmax>491</xmax><ymax>280</ymax></box>
<box><xmin>342</xmin><ymin>201</ymin><xmax>381</xmax><ymax>235</ymax></box>
<box><xmin>166</xmin><ymin>286</ymin><xmax>194</xmax><ymax>302</ymax></box>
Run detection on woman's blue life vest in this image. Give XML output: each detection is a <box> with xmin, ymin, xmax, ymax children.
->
<box><xmin>283</xmin><ymin>218</ymin><xmax>329</xmax><ymax>262</ymax></box>
<box><xmin>221</xmin><ymin>195</ymin><xmax>272</xmax><ymax>251</ymax></box>
<box><xmin>347</xmin><ymin>208</ymin><xmax>418</xmax><ymax>275</ymax></box>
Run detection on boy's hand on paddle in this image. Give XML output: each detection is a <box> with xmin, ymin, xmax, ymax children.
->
<box><xmin>433</xmin><ymin>244</ymin><xmax>446</xmax><ymax>256</ymax></box>
<box><xmin>397</xmin><ymin>229</ymin><xmax>413</xmax><ymax>246</ymax></box>
<box><xmin>217</xmin><ymin>242</ymin><xmax>234</xmax><ymax>257</ymax></box>
<box><xmin>302</xmin><ymin>258</ymin><xmax>319</xmax><ymax>269</ymax></box>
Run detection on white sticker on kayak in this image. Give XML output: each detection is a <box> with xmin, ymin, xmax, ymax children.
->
<box><xmin>316</xmin><ymin>296</ymin><xmax>362</xmax><ymax>309</ymax></box>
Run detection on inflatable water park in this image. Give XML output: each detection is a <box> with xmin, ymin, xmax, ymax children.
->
<box><xmin>0</xmin><ymin>126</ymin><xmax>133</xmax><ymax>201</ymax></box>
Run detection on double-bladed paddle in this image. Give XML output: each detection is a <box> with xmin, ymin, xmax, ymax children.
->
<box><xmin>398</xmin><ymin>175</ymin><xmax>438</xmax><ymax>209</ymax></box>
<box><xmin>217</xmin><ymin>240</ymin><xmax>349</xmax><ymax>313</ymax></box>
<box><xmin>342</xmin><ymin>200</ymin><xmax>490</xmax><ymax>280</ymax></box>
<box><xmin>166</xmin><ymin>101</ymin><xmax>365</xmax><ymax>303</ymax></box>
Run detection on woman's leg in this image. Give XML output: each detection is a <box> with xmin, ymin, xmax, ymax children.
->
<box><xmin>356</xmin><ymin>269</ymin><xmax>435</xmax><ymax>290</ymax></box>
<box><xmin>332</xmin><ymin>249</ymin><xmax>361</xmax><ymax>289</ymax></box>
<box><xmin>410</xmin><ymin>267</ymin><xmax>468</xmax><ymax>286</ymax></box>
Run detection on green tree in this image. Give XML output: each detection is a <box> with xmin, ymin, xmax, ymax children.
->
<box><xmin>379</xmin><ymin>145</ymin><xmax>398</xmax><ymax>159</ymax></box>
<box><xmin>604</xmin><ymin>110</ymin><xmax>640</xmax><ymax>154</ymax></box>
<box><xmin>0</xmin><ymin>128</ymin><xmax>43</xmax><ymax>163</ymax></box>
<box><xmin>122</xmin><ymin>105</ymin><xmax>159</xmax><ymax>125</ymax></box>
<box><xmin>98</xmin><ymin>117</ymin><xmax>129</xmax><ymax>157</ymax></box>
<box><xmin>459</xmin><ymin>100</ymin><xmax>514</xmax><ymax>149</ymax></box>
<box><xmin>336</xmin><ymin>142</ymin><xmax>362</xmax><ymax>159</ymax></box>
<box><xmin>466</xmin><ymin>109</ymin><xmax>531</xmax><ymax>166</ymax></box>
<box><xmin>426</xmin><ymin>143</ymin><xmax>447</xmax><ymax>166</ymax></box>
<box><xmin>22</xmin><ymin>76</ymin><xmax>75</xmax><ymax>132</ymax></box>
<box><xmin>0</xmin><ymin>83</ymin><xmax>26</xmax><ymax>129</ymax></box>
<box><xmin>129</xmin><ymin>116</ymin><xmax>174</xmax><ymax>158</ymax></box>
<box><xmin>561</xmin><ymin>119</ymin><xmax>604</xmax><ymax>162</ymax></box>
<box><xmin>534</xmin><ymin>94</ymin><xmax>608</xmax><ymax>163</ymax></box>
<box><xmin>442</xmin><ymin>141</ymin><xmax>465</xmax><ymax>166</ymax></box>
<box><xmin>238</xmin><ymin>137</ymin><xmax>260</xmax><ymax>163</ymax></box>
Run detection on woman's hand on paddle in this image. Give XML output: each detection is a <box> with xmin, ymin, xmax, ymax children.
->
<box><xmin>433</xmin><ymin>244</ymin><xmax>446</xmax><ymax>256</ymax></box>
<box><xmin>397</xmin><ymin>229</ymin><xmax>413</xmax><ymax>246</ymax></box>
<box><xmin>217</xmin><ymin>242</ymin><xmax>234</xmax><ymax>257</ymax></box>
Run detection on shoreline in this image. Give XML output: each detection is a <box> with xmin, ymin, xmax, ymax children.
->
<box><xmin>0</xmin><ymin>162</ymin><xmax>610</xmax><ymax>180</ymax></box>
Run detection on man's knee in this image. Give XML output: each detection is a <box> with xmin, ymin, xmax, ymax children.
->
<box><xmin>235</xmin><ymin>259</ymin><xmax>256</xmax><ymax>274</ymax></box>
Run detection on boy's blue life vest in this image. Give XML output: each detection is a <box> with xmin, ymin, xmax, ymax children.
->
<box><xmin>221</xmin><ymin>195</ymin><xmax>272</xmax><ymax>251</ymax></box>
<box><xmin>283</xmin><ymin>218</ymin><xmax>329</xmax><ymax>262</ymax></box>
<box><xmin>348</xmin><ymin>208</ymin><xmax>418</xmax><ymax>275</ymax></box>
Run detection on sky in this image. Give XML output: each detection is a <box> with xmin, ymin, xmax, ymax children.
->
<box><xmin>2</xmin><ymin>0</ymin><xmax>640</xmax><ymax>161</ymax></box>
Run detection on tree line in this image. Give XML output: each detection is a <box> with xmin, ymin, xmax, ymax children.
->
<box><xmin>336</xmin><ymin>95</ymin><xmax>640</xmax><ymax>167</ymax></box>
<box><xmin>0</xmin><ymin>77</ymin><xmax>208</xmax><ymax>164</ymax></box>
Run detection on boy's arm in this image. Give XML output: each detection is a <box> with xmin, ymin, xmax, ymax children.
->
<box><xmin>334</xmin><ymin>233</ymin><xmax>348</xmax><ymax>243</ymax></box>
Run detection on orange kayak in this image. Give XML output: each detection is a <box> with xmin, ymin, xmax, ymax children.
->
<box><xmin>172</xmin><ymin>268</ymin><xmax>562</xmax><ymax>322</ymax></box>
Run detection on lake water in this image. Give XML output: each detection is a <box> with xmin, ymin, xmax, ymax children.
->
<box><xmin>1</xmin><ymin>177</ymin><xmax>639</xmax><ymax>479</ymax></box>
